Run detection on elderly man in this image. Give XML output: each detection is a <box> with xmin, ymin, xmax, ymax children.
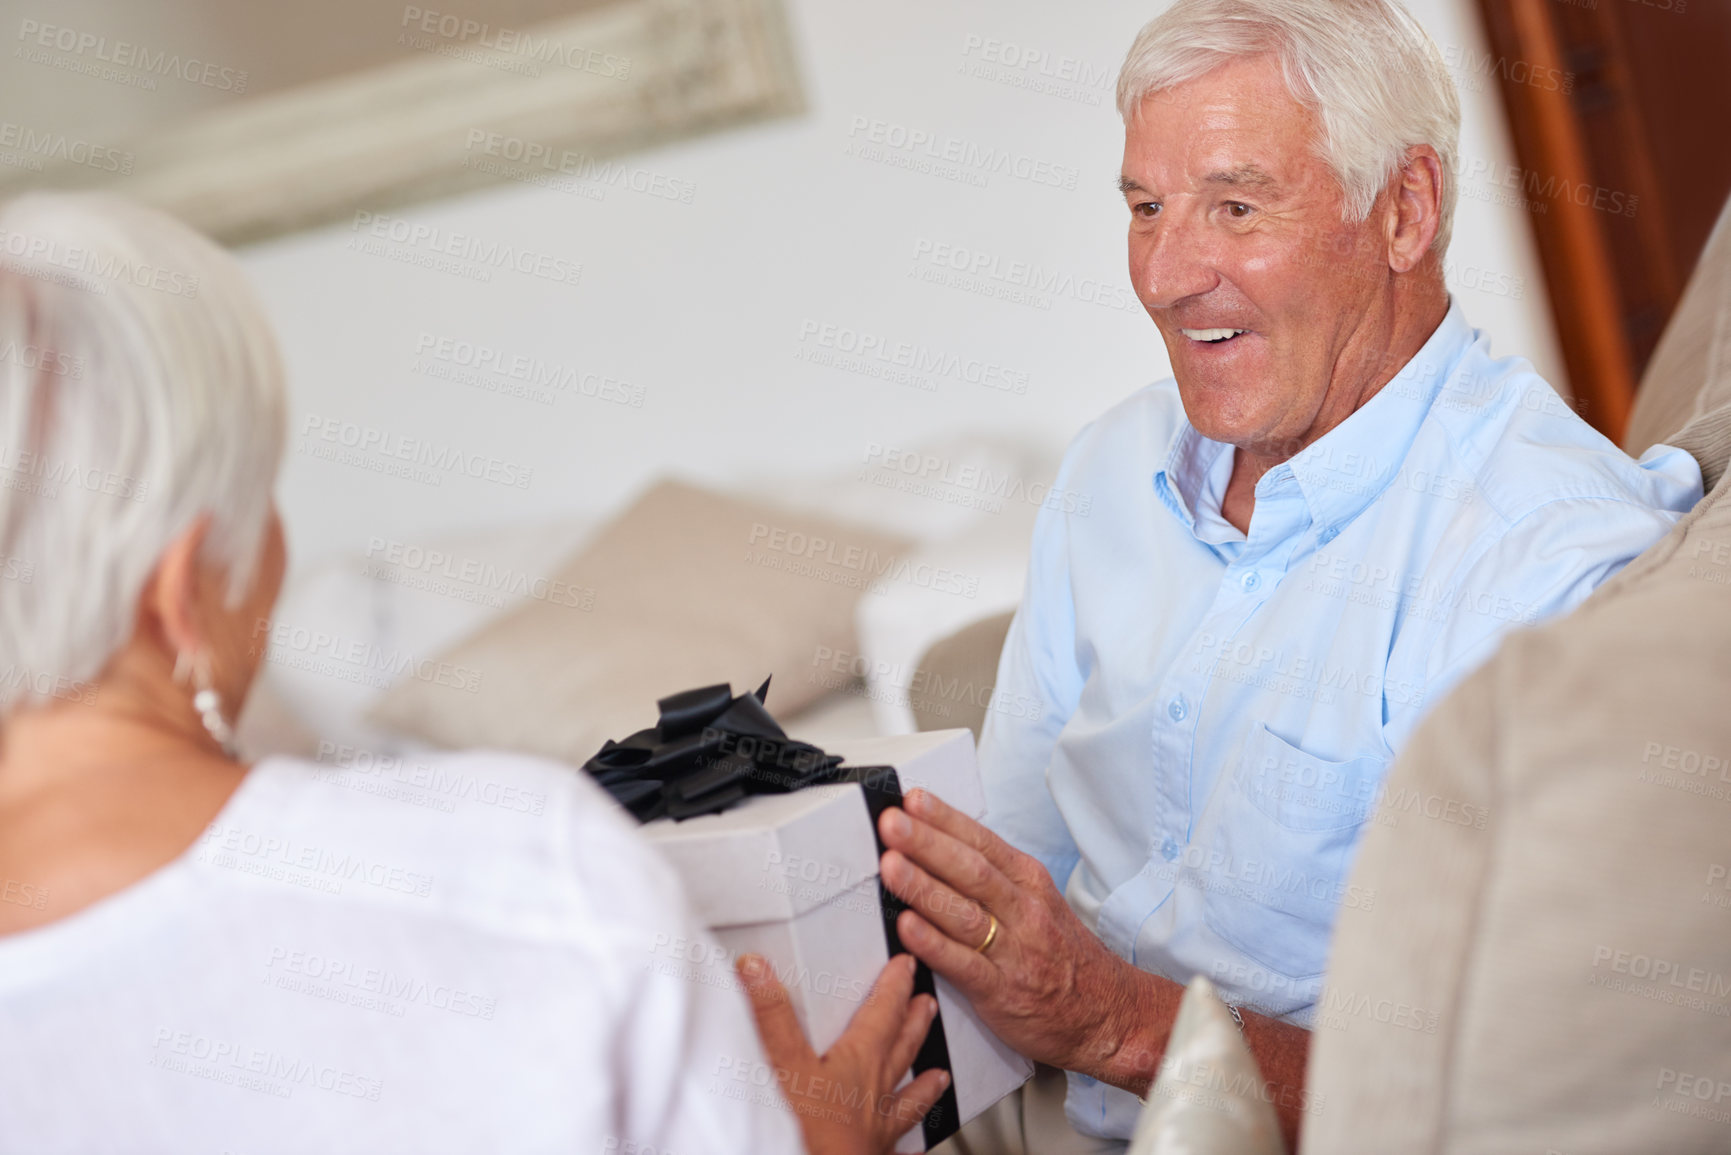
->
<box><xmin>875</xmin><ymin>0</ymin><xmax>1703</xmax><ymax>1149</ymax></box>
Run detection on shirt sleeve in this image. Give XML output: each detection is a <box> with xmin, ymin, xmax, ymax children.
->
<box><xmin>1396</xmin><ymin>487</ymin><xmax>1694</xmax><ymax>750</ymax></box>
<box><xmin>609</xmin><ymin>921</ymin><xmax>809</xmax><ymax>1155</ymax></box>
<box><xmin>978</xmin><ymin>445</ymin><xmax>1089</xmax><ymax>888</ymax></box>
<box><xmin>564</xmin><ymin>782</ymin><xmax>809</xmax><ymax>1155</ymax></box>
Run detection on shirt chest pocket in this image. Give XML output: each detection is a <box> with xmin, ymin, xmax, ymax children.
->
<box><xmin>1198</xmin><ymin>722</ymin><xmax>1391</xmax><ymax>982</ymax></box>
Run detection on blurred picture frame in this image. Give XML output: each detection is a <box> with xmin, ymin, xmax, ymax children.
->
<box><xmin>0</xmin><ymin>0</ymin><xmax>802</xmax><ymax>244</ymax></box>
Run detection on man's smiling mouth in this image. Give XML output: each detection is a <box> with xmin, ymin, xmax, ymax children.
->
<box><xmin>1180</xmin><ymin>327</ymin><xmax>1249</xmax><ymax>343</ymax></box>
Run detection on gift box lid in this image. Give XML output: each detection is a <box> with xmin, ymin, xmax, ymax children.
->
<box><xmin>825</xmin><ymin>729</ymin><xmax>985</xmax><ymax>820</ymax></box>
<box><xmin>642</xmin><ymin>728</ymin><xmax>980</xmax><ymax>928</ymax></box>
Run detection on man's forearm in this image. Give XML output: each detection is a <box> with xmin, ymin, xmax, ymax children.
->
<box><xmin>1076</xmin><ymin>963</ymin><xmax>1183</xmax><ymax>1097</ymax></box>
<box><xmin>1070</xmin><ymin>960</ymin><xmax>1313</xmax><ymax>1151</ymax></box>
<box><xmin>1238</xmin><ymin>1008</ymin><xmax>1312</xmax><ymax>1151</ymax></box>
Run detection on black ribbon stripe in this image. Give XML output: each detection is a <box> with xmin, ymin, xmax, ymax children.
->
<box><xmin>834</xmin><ymin>764</ymin><xmax>962</xmax><ymax>1148</ymax></box>
<box><xmin>584</xmin><ymin>681</ymin><xmax>962</xmax><ymax>1147</ymax></box>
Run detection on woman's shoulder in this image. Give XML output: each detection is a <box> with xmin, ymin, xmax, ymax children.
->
<box><xmin>210</xmin><ymin>749</ymin><xmax>690</xmax><ymax>945</ymax></box>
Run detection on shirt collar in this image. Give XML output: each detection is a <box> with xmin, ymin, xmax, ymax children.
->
<box><xmin>1154</xmin><ymin>297</ymin><xmax>1473</xmax><ymax>542</ymax></box>
<box><xmin>1155</xmin><ymin>424</ymin><xmax>1243</xmax><ymax>546</ymax></box>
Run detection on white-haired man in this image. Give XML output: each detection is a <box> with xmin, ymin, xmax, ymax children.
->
<box><xmin>873</xmin><ymin>0</ymin><xmax>1703</xmax><ymax>1149</ymax></box>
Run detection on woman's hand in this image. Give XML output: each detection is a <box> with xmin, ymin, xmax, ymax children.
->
<box><xmin>736</xmin><ymin>952</ymin><xmax>951</xmax><ymax>1155</ymax></box>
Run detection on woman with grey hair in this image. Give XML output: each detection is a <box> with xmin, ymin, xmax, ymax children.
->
<box><xmin>0</xmin><ymin>193</ymin><xmax>946</xmax><ymax>1155</ymax></box>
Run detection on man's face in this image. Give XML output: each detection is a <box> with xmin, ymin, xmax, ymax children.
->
<box><xmin>1122</xmin><ymin>54</ymin><xmax>1396</xmax><ymax>457</ymax></box>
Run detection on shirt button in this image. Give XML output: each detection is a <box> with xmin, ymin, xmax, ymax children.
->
<box><xmin>1240</xmin><ymin>571</ymin><xmax>1261</xmax><ymax>592</ymax></box>
<box><xmin>1168</xmin><ymin>696</ymin><xmax>1188</xmax><ymax>722</ymax></box>
<box><xmin>1160</xmin><ymin>837</ymin><xmax>1179</xmax><ymax>861</ymax></box>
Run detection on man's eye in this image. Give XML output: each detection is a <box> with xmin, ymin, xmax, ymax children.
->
<box><xmin>1226</xmin><ymin>202</ymin><xmax>1253</xmax><ymax>218</ymax></box>
<box><xmin>1134</xmin><ymin>202</ymin><xmax>1161</xmax><ymax>219</ymax></box>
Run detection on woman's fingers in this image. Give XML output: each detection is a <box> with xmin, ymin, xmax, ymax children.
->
<box><xmin>880</xmin><ymin>1067</ymin><xmax>953</xmax><ymax>1140</ymax></box>
<box><xmin>742</xmin><ymin>950</ymin><xmax>954</xmax><ymax>1155</ymax></box>
<box><xmin>843</xmin><ymin>953</ymin><xmax>918</xmax><ymax>1052</ymax></box>
<box><xmin>735</xmin><ymin>954</ymin><xmax>815</xmax><ymax>1066</ymax></box>
<box><xmin>886</xmin><ymin>992</ymin><xmax>939</xmax><ymax>1078</ymax></box>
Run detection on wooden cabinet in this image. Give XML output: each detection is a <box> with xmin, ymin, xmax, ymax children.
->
<box><xmin>1475</xmin><ymin>0</ymin><xmax>1731</xmax><ymax>439</ymax></box>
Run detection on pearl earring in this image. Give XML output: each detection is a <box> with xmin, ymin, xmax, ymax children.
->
<box><xmin>175</xmin><ymin>649</ymin><xmax>238</xmax><ymax>758</ymax></box>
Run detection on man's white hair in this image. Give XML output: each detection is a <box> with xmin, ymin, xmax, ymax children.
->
<box><xmin>0</xmin><ymin>193</ymin><xmax>286</xmax><ymax>714</ymax></box>
<box><xmin>1117</xmin><ymin>0</ymin><xmax>1461</xmax><ymax>255</ymax></box>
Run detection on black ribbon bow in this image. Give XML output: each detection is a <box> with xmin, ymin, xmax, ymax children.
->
<box><xmin>583</xmin><ymin>679</ymin><xmax>965</xmax><ymax>1147</ymax></box>
<box><xmin>583</xmin><ymin>678</ymin><xmax>852</xmax><ymax>823</ymax></box>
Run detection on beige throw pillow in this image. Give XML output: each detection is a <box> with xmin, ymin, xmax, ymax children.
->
<box><xmin>1624</xmin><ymin>192</ymin><xmax>1731</xmax><ymax>467</ymax></box>
<box><xmin>368</xmin><ymin>479</ymin><xmax>912</xmax><ymax>763</ymax></box>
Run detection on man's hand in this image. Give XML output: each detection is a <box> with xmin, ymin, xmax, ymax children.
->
<box><xmin>879</xmin><ymin>789</ymin><xmax>1317</xmax><ymax>1148</ymax></box>
<box><xmin>736</xmin><ymin>952</ymin><xmax>951</xmax><ymax>1155</ymax></box>
<box><xmin>875</xmin><ymin>787</ymin><xmax>1180</xmax><ymax>1095</ymax></box>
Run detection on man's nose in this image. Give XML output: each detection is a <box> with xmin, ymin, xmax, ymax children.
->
<box><xmin>1133</xmin><ymin>217</ymin><xmax>1218</xmax><ymax>310</ymax></box>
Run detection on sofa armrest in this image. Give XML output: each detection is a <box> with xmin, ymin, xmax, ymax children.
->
<box><xmin>910</xmin><ymin>611</ymin><xmax>1014</xmax><ymax>738</ymax></box>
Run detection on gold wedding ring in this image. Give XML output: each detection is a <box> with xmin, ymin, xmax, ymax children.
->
<box><xmin>976</xmin><ymin>912</ymin><xmax>1000</xmax><ymax>954</ymax></box>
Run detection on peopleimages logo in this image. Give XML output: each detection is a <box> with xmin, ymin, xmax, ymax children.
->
<box><xmin>0</xmin><ymin>663</ymin><xmax>98</xmax><ymax>707</ymax></box>
<box><xmin>745</xmin><ymin>524</ymin><xmax>980</xmax><ymax>599</ymax></box>
<box><xmin>1591</xmin><ymin>945</ymin><xmax>1731</xmax><ymax>1003</ymax></box>
<box><xmin>413</xmin><ymin>332</ymin><xmax>645</xmax><ymax>408</ymax></box>
<box><xmin>253</xmin><ymin>616</ymin><xmax>485</xmax><ymax>694</ymax></box>
<box><xmin>957</xmin><ymin>34</ymin><xmax>1114</xmax><ymax>107</ymax></box>
<box><xmin>0</xmin><ymin>338</ymin><xmax>83</xmax><ymax>378</ymax></box>
<box><xmin>0</xmin><ymin>226</ymin><xmax>200</xmax><ymax>297</ymax></box>
<box><xmin>0</xmin><ymin>119</ymin><xmax>133</xmax><ymax>174</ymax></box>
<box><xmin>0</xmin><ymin>445</ymin><xmax>150</xmax><ymax>503</ymax></box>
<box><xmin>149</xmin><ymin>1028</ymin><xmax>381</xmax><ymax>1101</ymax></box>
<box><xmin>399</xmin><ymin>5</ymin><xmax>632</xmax><ymax>79</ymax></box>
<box><xmin>16</xmin><ymin>20</ymin><xmax>249</xmax><ymax>92</ymax></box>
<box><xmin>316</xmin><ymin>739</ymin><xmax>549</xmax><ymax>816</ymax></box>
<box><xmin>909</xmin><ymin>238</ymin><xmax>1136</xmax><ymax>312</ymax></box>
<box><xmin>845</xmin><ymin>115</ymin><xmax>1080</xmax><ymax>191</ymax></box>
<box><xmin>862</xmin><ymin>443</ymin><xmax>1089</xmax><ymax>515</ymax></box>
<box><xmin>364</xmin><ymin>535</ymin><xmax>595</xmax><ymax>611</ymax></box>
<box><xmin>0</xmin><ymin>877</ymin><xmax>48</xmax><ymax>910</ymax></box>
<box><xmin>197</xmin><ymin>822</ymin><xmax>437</xmax><ymax>900</ymax></box>
<box><xmin>347</xmin><ymin>211</ymin><xmax>583</xmax><ymax>288</ymax></box>
<box><xmin>1434</xmin><ymin>43</ymin><xmax>1572</xmax><ymax>95</ymax></box>
<box><xmin>264</xmin><ymin>944</ymin><xmax>498</xmax><ymax>1020</ymax></box>
<box><xmin>299</xmin><ymin>414</ymin><xmax>535</xmax><ymax>490</ymax></box>
<box><xmin>799</xmin><ymin>321</ymin><xmax>1029</xmax><ymax>396</ymax></box>
<box><xmin>463</xmin><ymin>130</ymin><xmax>694</xmax><ymax>204</ymax></box>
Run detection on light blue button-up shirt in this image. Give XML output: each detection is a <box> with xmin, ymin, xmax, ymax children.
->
<box><xmin>978</xmin><ymin>301</ymin><xmax>1702</xmax><ymax>1140</ymax></box>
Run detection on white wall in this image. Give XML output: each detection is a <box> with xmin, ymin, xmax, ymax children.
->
<box><xmin>240</xmin><ymin>0</ymin><xmax>1563</xmax><ymax>576</ymax></box>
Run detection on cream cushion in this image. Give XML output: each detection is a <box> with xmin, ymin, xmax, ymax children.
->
<box><xmin>368</xmin><ymin>478</ymin><xmax>910</xmax><ymax>763</ymax></box>
<box><xmin>1131</xmin><ymin>977</ymin><xmax>1284</xmax><ymax>1155</ymax></box>
<box><xmin>1624</xmin><ymin>195</ymin><xmax>1731</xmax><ymax>483</ymax></box>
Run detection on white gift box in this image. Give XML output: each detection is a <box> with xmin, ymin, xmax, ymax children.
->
<box><xmin>642</xmin><ymin>728</ymin><xmax>1034</xmax><ymax>1152</ymax></box>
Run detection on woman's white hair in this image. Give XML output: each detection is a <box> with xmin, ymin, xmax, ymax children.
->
<box><xmin>1117</xmin><ymin>0</ymin><xmax>1461</xmax><ymax>255</ymax></box>
<box><xmin>0</xmin><ymin>193</ymin><xmax>285</xmax><ymax>714</ymax></box>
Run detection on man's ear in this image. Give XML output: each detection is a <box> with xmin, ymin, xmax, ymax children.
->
<box><xmin>139</xmin><ymin>514</ymin><xmax>214</xmax><ymax>663</ymax></box>
<box><xmin>1386</xmin><ymin>145</ymin><xmax>1445</xmax><ymax>274</ymax></box>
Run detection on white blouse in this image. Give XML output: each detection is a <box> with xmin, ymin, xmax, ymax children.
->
<box><xmin>0</xmin><ymin>750</ymin><xmax>807</xmax><ymax>1154</ymax></box>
